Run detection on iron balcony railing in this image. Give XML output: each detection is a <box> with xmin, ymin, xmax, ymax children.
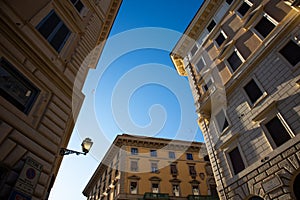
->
<box><xmin>187</xmin><ymin>195</ymin><xmax>219</xmax><ymax>200</ymax></box>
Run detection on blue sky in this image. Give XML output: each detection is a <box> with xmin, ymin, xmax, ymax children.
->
<box><xmin>49</xmin><ymin>0</ymin><xmax>204</xmax><ymax>199</ymax></box>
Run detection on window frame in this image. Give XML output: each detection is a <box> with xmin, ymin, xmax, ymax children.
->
<box><xmin>214</xmin><ymin>29</ymin><xmax>228</xmax><ymax>48</ymax></box>
<box><xmin>236</xmin><ymin>0</ymin><xmax>253</xmax><ymax>18</ymax></box>
<box><xmin>278</xmin><ymin>39</ymin><xmax>300</xmax><ymax>68</ymax></box>
<box><xmin>225</xmin><ymin>48</ymin><xmax>245</xmax><ymax>73</ymax></box>
<box><xmin>192</xmin><ymin>185</ymin><xmax>200</xmax><ymax>195</ymax></box>
<box><xmin>242</xmin><ymin>77</ymin><xmax>267</xmax><ymax>107</ymax></box>
<box><xmin>261</xmin><ymin>113</ymin><xmax>294</xmax><ymax>149</ymax></box>
<box><xmin>151</xmin><ymin>162</ymin><xmax>159</xmax><ymax>173</ymax></box>
<box><xmin>172</xmin><ymin>185</ymin><xmax>180</xmax><ymax>197</ymax></box>
<box><xmin>0</xmin><ymin>58</ymin><xmax>40</xmax><ymax>114</ymax></box>
<box><xmin>186</xmin><ymin>153</ymin><xmax>194</xmax><ymax>160</ymax></box>
<box><xmin>195</xmin><ymin>56</ymin><xmax>206</xmax><ymax>73</ymax></box>
<box><xmin>207</xmin><ymin>19</ymin><xmax>217</xmax><ymax>33</ymax></box>
<box><xmin>169</xmin><ymin>151</ymin><xmax>175</xmax><ymax>159</ymax></box>
<box><xmin>188</xmin><ymin>165</ymin><xmax>197</xmax><ymax>177</ymax></box>
<box><xmin>129</xmin><ymin>181</ymin><xmax>138</xmax><ymax>194</ymax></box>
<box><xmin>150</xmin><ymin>150</ymin><xmax>157</xmax><ymax>157</ymax></box>
<box><xmin>214</xmin><ymin>108</ymin><xmax>230</xmax><ymax>134</ymax></box>
<box><xmin>252</xmin><ymin>13</ymin><xmax>278</xmax><ymax>40</ymax></box>
<box><xmin>226</xmin><ymin>145</ymin><xmax>247</xmax><ymax>176</ymax></box>
<box><xmin>170</xmin><ymin>163</ymin><xmax>178</xmax><ymax>175</ymax></box>
<box><xmin>131</xmin><ymin>148</ymin><xmax>138</xmax><ymax>155</ymax></box>
<box><xmin>36</xmin><ymin>10</ymin><xmax>71</xmax><ymax>53</ymax></box>
<box><xmin>151</xmin><ymin>183</ymin><xmax>159</xmax><ymax>193</ymax></box>
<box><xmin>70</xmin><ymin>0</ymin><xmax>84</xmax><ymax>13</ymax></box>
<box><xmin>130</xmin><ymin>160</ymin><xmax>138</xmax><ymax>172</ymax></box>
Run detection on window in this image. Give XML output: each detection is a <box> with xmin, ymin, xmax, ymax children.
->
<box><xmin>243</xmin><ymin>79</ymin><xmax>264</xmax><ymax>104</ymax></box>
<box><xmin>190</xmin><ymin>44</ymin><xmax>198</xmax><ymax>57</ymax></box>
<box><xmin>195</xmin><ymin>57</ymin><xmax>206</xmax><ymax>73</ymax></box>
<box><xmin>215</xmin><ymin>31</ymin><xmax>227</xmax><ymax>47</ymax></box>
<box><xmin>192</xmin><ymin>185</ymin><xmax>200</xmax><ymax>195</ymax></box>
<box><xmin>131</xmin><ymin>148</ymin><xmax>138</xmax><ymax>155</ymax></box>
<box><xmin>70</xmin><ymin>0</ymin><xmax>84</xmax><ymax>13</ymax></box>
<box><xmin>215</xmin><ymin>109</ymin><xmax>229</xmax><ymax>133</ymax></box>
<box><xmin>130</xmin><ymin>161</ymin><xmax>138</xmax><ymax>171</ymax></box>
<box><xmin>150</xmin><ymin>150</ymin><xmax>157</xmax><ymax>157</ymax></box>
<box><xmin>226</xmin><ymin>0</ymin><xmax>234</xmax><ymax>4</ymax></box>
<box><xmin>169</xmin><ymin>151</ymin><xmax>175</xmax><ymax>159</ymax></box>
<box><xmin>0</xmin><ymin>58</ymin><xmax>40</xmax><ymax>114</ymax></box>
<box><xmin>228</xmin><ymin>147</ymin><xmax>245</xmax><ymax>175</ymax></box>
<box><xmin>265</xmin><ymin>116</ymin><xmax>292</xmax><ymax>147</ymax></box>
<box><xmin>36</xmin><ymin>10</ymin><xmax>71</xmax><ymax>52</ymax></box>
<box><xmin>227</xmin><ymin>50</ymin><xmax>243</xmax><ymax>72</ymax></box>
<box><xmin>203</xmin><ymin>79</ymin><xmax>213</xmax><ymax>92</ymax></box>
<box><xmin>151</xmin><ymin>163</ymin><xmax>158</xmax><ymax>173</ymax></box>
<box><xmin>186</xmin><ymin>153</ymin><xmax>193</xmax><ymax>160</ymax></box>
<box><xmin>170</xmin><ymin>164</ymin><xmax>178</xmax><ymax>175</ymax></box>
<box><xmin>279</xmin><ymin>40</ymin><xmax>300</xmax><ymax>66</ymax></box>
<box><xmin>152</xmin><ymin>183</ymin><xmax>159</xmax><ymax>193</ymax></box>
<box><xmin>207</xmin><ymin>20</ymin><xmax>216</xmax><ymax>32</ymax></box>
<box><xmin>172</xmin><ymin>185</ymin><xmax>180</xmax><ymax>196</ymax></box>
<box><xmin>189</xmin><ymin>165</ymin><xmax>197</xmax><ymax>177</ymax></box>
<box><xmin>130</xmin><ymin>182</ymin><xmax>137</xmax><ymax>194</ymax></box>
<box><xmin>237</xmin><ymin>1</ymin><xmax>252</xmax><ymax>17</ymax></box>
<box><xmin>254</xmin><ymin>15</ymin><xmax>276</xmax><ymax>38</ymax></box>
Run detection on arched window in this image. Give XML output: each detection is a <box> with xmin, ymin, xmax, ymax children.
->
<box><xmin>293</xmin><ymin>173</ymin><xmax>300</xmax><ymax>199</ymax></box>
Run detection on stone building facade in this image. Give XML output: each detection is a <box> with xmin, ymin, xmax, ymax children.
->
<box><xmin>0</xmin><ymin>0</ymin><xmax>121</xmax><ymax>199</ymax></box>
<box><xmin>83</xmin><ymin>134</ymin><xmax>218</xmax><ymax>200</ymax></box>
<box><xmin>171</xmin><ymin>0</ymin><xmax>300</xmax><ymax>199</ymax></box>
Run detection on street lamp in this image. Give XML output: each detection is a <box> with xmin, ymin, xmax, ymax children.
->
<box><xmin>60</xmin><ymin>138</ymin><xmax>93</xmax><ymax>156</ymax></box>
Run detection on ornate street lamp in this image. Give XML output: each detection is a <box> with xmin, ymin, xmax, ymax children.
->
<box><xmin>60</xmin><ymin>138</ymin><xmax>93</xmax><ymax>156</ymax></box>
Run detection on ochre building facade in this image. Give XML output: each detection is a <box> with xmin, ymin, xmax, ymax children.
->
<box><xmin>0</xmin><ymin>0</ymin><xmax>121</xmax><ymax>199</ymax></box>
<box><xmin>171</xmin><ymin>0</ymin><xmax>300</xmax><ymax>199</ymax></box>
<box><xmin>83</xmin><ymin>134</ymin><xmax>218</xmax><ymax>200</ymax></box>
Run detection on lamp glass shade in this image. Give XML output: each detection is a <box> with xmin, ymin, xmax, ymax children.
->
<box><xmin>82</xmin><ymin>138</ymin><xmax>93</xmax><ymax>153</ymax></box>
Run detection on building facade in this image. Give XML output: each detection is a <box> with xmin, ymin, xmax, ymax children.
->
<box><xmin>0</xmin><ymin>0</ymin><xmax>121</xmax><ymax>199</ymax></box>
<box><xmin>171</xmin><ymin>0</ymin><xmax>300</xmax><ymax>199</ymax></box>
<box><xmin>83</xmin><ymin>134</ymin><xmax>218</xmax><ymax>200</ymax></box>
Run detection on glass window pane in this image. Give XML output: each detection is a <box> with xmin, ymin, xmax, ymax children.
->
<box><xmin>265</xmin><ymin>116</ymin><xmax>291</xmax><ymax>147</ymax></box>
<box><xmin>243</xmin><ymin>79</ymin><xmax>263</xmax><ymax>104</ymax></box>
<box><xmin>216</xmin><ymin>110</ymin><xmax>229</xmax><ymax>132</ymax></box>
<box><xmin>279</xmin><ymin>40</ymin><xmax>300</xmax><ymax>66</ymax></box>
<box><xmin>228</xmin><ymin>147</ymin><xmax>245</xmax><ymax>174</ymax></box>
<box><xmin>227</xmin><ymin>51</ymin><xmax>243</xmax><ymax>72</ymax></box>
<box><xmin>207</xmin><ymin>20</ymin><xmax>216</xmax><ymax>32</ymax></box>
<box><xmin>216</xmin><ymin>32</ymin><xmax>226</xmax><ymax>46</ymax></box>
<box><xmin>237</xmin><ymin>2</ymin><xmax>251</xmax><ymax>16</ymax></box>
<box><xmin>254</xmin><ymin>16</ymin><xmax>275</xmax><ymax>38</ymax></box>
<box><xmin>50</xmin><ymin>23</ymin><xmax>71</xmax><ymax>52</ymax></box>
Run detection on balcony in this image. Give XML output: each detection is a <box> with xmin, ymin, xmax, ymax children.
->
<box><xmin>140</xmin><ymin>193</ymin><xmax>170</xmax><ymax>200</ymax></box>
<box><xmin>187</xmin><ymin>195</ymin><xmax>219</xmax><ymax>200</ymax></box>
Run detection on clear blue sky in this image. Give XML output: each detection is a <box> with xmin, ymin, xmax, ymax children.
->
<box><xmin>49</xmin><ymin>0</ymin><xmax>204</xmax><ymax>199</ymax></box>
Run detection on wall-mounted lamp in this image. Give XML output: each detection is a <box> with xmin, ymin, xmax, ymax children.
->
<box><xmin>60</xmin><ymin>138</ymin><xmax>93</xmax><ymax>156</ymax></box>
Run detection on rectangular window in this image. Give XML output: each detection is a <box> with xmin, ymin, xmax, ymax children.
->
<box><xmin>131</xmin><ymin>148</ymin><xmax>138</xmax><ymax>155</ymax></box>
<box><xmin>192</xmin><ymin>186</ymin><xmax>200</xmax><ymax>195</ymax></box>
<box><xmin>215</xmin><ymin>109</ymin><xmax>229</xmax><ymax>132</ymax></box>
<box><xmin>36</xmin><ymin>10</ymin><xmax>71</xmax><ymax>52</ymax></box>
<box><xmin>0</xmin><ymin>58</ymin><xmax>40</xmax><ymax>114</ymax></box>
<box><xmin>150</xmin><ymin>150</ymin><xmax>157</xmax><ymax>157</ymax></box>
<box><xmin>196</xmin><ymin>57</ymin><xmax>206</xmax><ymax>73</ymax></box>
<box><xmin>190</xmin><ymin>44</ymin><xmax>198</xmax><ymax>57</ymax></box>
<box><xmin>173</xmin><ymin>185</ymin><xmax>180</xmax><ymax>196</ymax></box>
<box><xmin>130</xmin><ymin>182</ymin><xmax>137</xmax><ymax>194</ymax></box>
<box><xmin>227</xmin><ymin>50</ymin><xmax>243</xmax><ymax>72</ymax></box>
<box><xmin>70</xmin><ymin>0</ymin><xmax>84</xmax><ymax>13</ymax></box>
<box><xmin>279</xmin><ymin>40</ymin><xmax>300</xmax><ymax>66</ymax></box>
<box><xmin>254</xmin><ymin>15</ymin><xmax>276</xmax><ymax>38</ymax></box>
<box><xmin>130</xmin><ymin>161</ymin><xmax>138</xmax><ymax>171</ymax></box>
<box><xmin>265</xmin><ymin>116</ymin><xmax>292</xmax><ymax>147</ymax></box>
<box><xmin>152</xmin><ymin>183</ymin><xmax>159</xmax><ymax>193</ymax></box>
<box><xmin>207</xmin><ymin>20</ymin><xmax>216</xmax><ymax>32</ymax></box>
<box><xmin>226</xmin><ymin>0</ymin><xmax>234</xmax><ymax>5</ymax></box>
<box><xmin>228</xmin><ymin>147</ymin><xmax>245</xmax><ymax>175</ymax></box>
<box><xmin>169</xmin><ymin>151</ymin><xmax>175</xmax><ymax>159</ymax></box>
<box><xmin>237</xmin><ymin>1</ymin><xmax>252</xmax><ymax>16</ymax></box>
<box><xmin>215</xmin><ymin>31</ymin><xmax>227</xmax><ymax>47</ymax></box>
<box><xmin>243</xmin><ymin>79</ymin><xmax>264</xmax><ymax>104</ymax></box>
<box><xmin>170</xmin><ymin>164</ymin><xmax>178</xmax><ymax>175</ymax></box>
<box><xmin>203</xmin><ymin>79</ymin><xmax>213</xmax><ymax>92</ymax></box>
<box><xmin>151</xmin><ymin>163</ymin><xmax>158</xmax><ymax>173</ymax></box>
<box><xmin>189</xmin><ymin>165</ymin><xmax>197</xmax><ymax>177</ymax></box>
<box><xmin>186</xmin><ymin>153</ymin><xmax>193</xmax><ymax>160</ymax></box>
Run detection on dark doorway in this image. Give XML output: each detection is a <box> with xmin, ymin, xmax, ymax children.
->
<box><xmin>294</xmin><ymin>173</ymin><xmax>300</xmax><ymax>200</ymax></box>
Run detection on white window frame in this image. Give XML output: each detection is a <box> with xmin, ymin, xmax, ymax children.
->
<box><xmin>242</xmin><ymin>76</ymin><xmax>267</xmax><ymax>107</ymax></box>
<box><xmin>251</xmin><ymin>12</ymin><xmax>278</xmax><ymax>40</ymax></box>
<box><xmin>236</xmin><ymin>0</ymin><xmax>253</xmax><ymax>19</ymax></box>
<box><xmin>260</xmin><ymin>112</ymin><xmax>294</xmax><ymax>149</ymax></box>
<box><xmin>172</xmin><ymin>185</ymin><xmax>180</xmax><ymax>196</ymax></box>
<box><xmin>277</xmin><ymin>37</ymin><xmax>300</xmax><ymax>69</ymax></box>
<box><xmin>224</xmin><ymin>48</ymin><xmax>245</xmax><ymax>74</ymax></box>
<box><xmin>213</xmin><ymin>108</ymin><xmax>230</xmax><ymax>135</ymax></box>
<box><xmin>214</xmin><ymin>29</ymin><xmax>228</xmax><ymax>48</ymax></box>
<box><xmin>130</xmin><ymin>181</ymin><xmax>138</xmax><ymax>194</ymax></box>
